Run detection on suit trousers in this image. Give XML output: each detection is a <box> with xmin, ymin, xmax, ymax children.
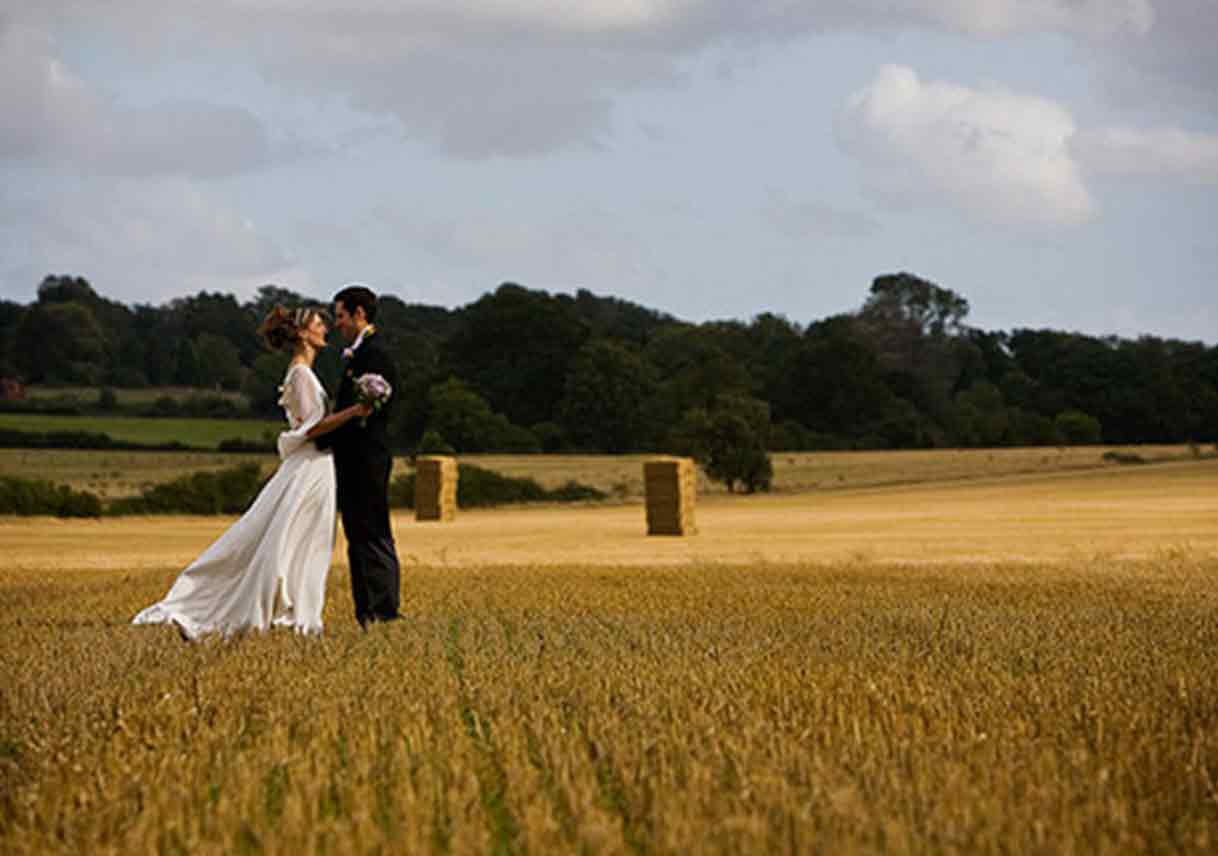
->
<box><xmin>336</xmin><ymin>449</ymin><xmax>400</xmax><ymax>624</ymax></box>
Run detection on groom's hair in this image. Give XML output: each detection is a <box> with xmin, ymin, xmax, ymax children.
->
<box><xmin>334</xmin><ymin>284</ymin><xmax>378</xmax><ymax>323</ymax></box>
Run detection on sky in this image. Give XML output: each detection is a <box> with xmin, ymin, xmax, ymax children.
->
<box><xmin>2</xmin><ymin>1</ymin><xmax>1216</xmax><ymax>342</ymax></box>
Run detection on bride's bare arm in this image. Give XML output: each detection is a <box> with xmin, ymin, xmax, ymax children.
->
<box><xmin>306</xmin><ymin>403</ymin><xmax>372</xmax><ymax>440</ymax></box>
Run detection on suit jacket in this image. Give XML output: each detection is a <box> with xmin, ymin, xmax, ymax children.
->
<box><xmin>316</xmin><ymin>331</ymin><xmax>398</xmax><ymax>461</ymax></box>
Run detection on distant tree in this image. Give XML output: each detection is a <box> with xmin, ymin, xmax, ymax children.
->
<box><xmin>671</xmin><ymin>394</ymin><xmax>773</xmax><ymax>493</ymax></box>
<box><xmin>445</xmin><ymin>283</ymin><xmax>589</xmax><ymax>428</ymax></box>
<box><xmin>194</xmin><ymin>333</ymin><xmax>243</xmax><ymax>390</ymax></box>
<box><xmin>36</xmin><ymin>275</ymin><xmax>101</xmax><ymax>306</ymax></box>
<box><xmin>561</xmin><ymin>288</ymin><xmax>676</xmax><ymax>345</ymax></box>
<box><xmin>167</xmin><ymin>291</ymin><xmax>257</xmax><ymax>365</ymax></box>
<box><xmin>243</xmin><ymin>352</ymin><xmax>291</xmax><ymax>416</ymax></box>
<box><xmin>857</xmin><ymin>273</ymin><xmax>973</xmax><ymax>416</ymax></box>
<box><xmin>952</xmin><ymin>381</ymin><xmax>1009</xmax><ymax>447</ymax></box>
<box><xmin>416</xmin><ymin>429</ymin><xmax>456</xmax><ymax>457</ymax></box>
<box><xmin>426</xmin><ymin>377</ymin><xmax>539</xmax><ymax>453</ymax></box>
<box><xmin>247</xmin><ymin>284</ymin><xmax>313</xmax><ymax>323</ymax></box>
<box><xmin>861</xmin><ymin>272</ymin><xmax>970</xmax><ymax>339</ymax></box>
<box><xmin>1055</xmin><ymin>409</ymin><xmax>1102</xmax><ymax>445</ymax></box>
<box><xmin>529</xmin><ymin>421</ymin><xmax>568</xmax><ymax>453</ymax></box>
<box><xmin>742</xmin><ymin>313</ymin><xmax>805</xmax><ymax>423</ymax></box>
<box><xmin>645</xmin><ymin>323</ymin><xmax>754</xmax><ymax>419</ymax></box>
<box><xmin>558</xmin><ymin>338</ymin><xmax>658</xmax><ymax>452</ymax></box>
<box><xmin>14</xmin><ymin>301</ymin><xmax>107</xmax><ymax>384</ymax></box>
<box><xmin>667</xmin><ymin>407</ymin><xmax>714</xmax><ymax>463</ymax></box>
<box><xmin>173</xmin><ymin>339</ymin><xmax>202</xmax><ymax>387</ymax></box>
<box><xmin>1008</xmin><ymin>408</ymin><xmax>1061</xmax><ymax>446</ymax></box>
<box><xmin>784</xmin><ymin>315</ymin><xmax>895</xmax><ymax>442</ymax></box>
<box><xmin>0</xmin><ymin>300</ymin><xmax>25</xmax><ymax>377</ymax></box>
<box><xmin>703</xmin><ymin>395</ymin><xmax>773</xmax><ymax>493</ymax></box>
<box><xmin>380</xmin><ymin>329</ymin><xmax>445</xmax><ymax>454</ymax></box>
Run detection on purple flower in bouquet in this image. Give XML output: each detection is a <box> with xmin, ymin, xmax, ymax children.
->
<box><xmin>354</xmin><ymin>373</ymin><xmax>392</xmax><ymax>425</ymax></box>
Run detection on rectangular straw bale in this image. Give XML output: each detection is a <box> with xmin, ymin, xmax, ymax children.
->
<box><xmin>415</xmin><ymin>455</ymin><xmax>458</xmax><ymax>522</ymax></box>
<box><xmin>644</xmin><ymin>457</ymin><xmax>697</xmax><ymax>536</ymax></box>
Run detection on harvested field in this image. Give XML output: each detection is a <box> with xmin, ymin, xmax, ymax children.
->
<box><xmin>2</xmin><ymin>458</ymin><xmax>1217</xmax><ymax>853</ymax></box>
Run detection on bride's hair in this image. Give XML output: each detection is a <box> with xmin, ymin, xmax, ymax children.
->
<box><xmin>258</xmin><ymin>305</ymin><xmax>329</xmax><ymax>352</ymax></box>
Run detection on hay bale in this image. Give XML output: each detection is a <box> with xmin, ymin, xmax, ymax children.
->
<box><xmin>415</xmin><ymin>456</ymin><xmax>458</xmax><ymax>522</ymax></box>
<box><xmin>644</xmin><ymin>457</ymin><xmax>697</xmax><ymax>536</ymax></box>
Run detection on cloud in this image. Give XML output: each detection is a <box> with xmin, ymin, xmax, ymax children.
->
<box><xmin>4</xmin><ymin>1</ymin><xmax>1170</xmax><ymax>162</ymax></box>
<box><xmin>764</xmin><ymin>193</ymin><xmax>881</xmax><ymax>239</ymax></box>
<box><xmin>1085</xmin><ymin>0</ymin><xmax>1218</xmax><ymax>115</ymax></box>
<box><xmin>375</xmin><ymin>201</ymin><xmax>654</xmax><ymax>286</ymax></box>
<box><xmin>0</xmin><ymin>177</ymin><xmax>290</xmax><ymax>301</ymax></box>
<box><xmin>1072</xmin><ymin>125</ymin><xmax>1218</xmax><ymax>183</ymax></box>
<box><xmin>837</xmin><ymin>64</ymin><xmax>1095</xmax><ymax>227</ymax></box>
<box><xmin>0</xmin><ymin>20</ymin><xmax>272</xmax><ymax>177</ymax></box>
<box><xmin>904</xmin><ymin>0</ymin><xmax>1153</xmax><ymax>40</ymax></box>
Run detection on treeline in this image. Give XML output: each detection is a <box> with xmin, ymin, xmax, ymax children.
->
<box><xmin>2</xmin><ymin>272</ymin><xmax>1217</xmax><ymax>454</ymax></box>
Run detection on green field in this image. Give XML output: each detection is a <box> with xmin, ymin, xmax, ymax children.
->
<box><xmin>21</xmin><ymin>385</ymin><xmax>249</xmax><ymax>405</ymax></box>
<box><xmin>0</xmin><ymin>413</ymin><xmax>281</xmax><ymax>450</ymax></box>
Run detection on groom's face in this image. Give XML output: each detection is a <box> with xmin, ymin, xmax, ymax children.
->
<box><xmin>334</xmin><ymin>301</ymin><xmax>362</xmax><ymax>343</ymax></box>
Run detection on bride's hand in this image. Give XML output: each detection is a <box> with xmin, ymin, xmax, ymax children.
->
<box><xmin>353</xmin><ymin>403</ymin><xmax>373</xmax><ymax>418</ymax></box>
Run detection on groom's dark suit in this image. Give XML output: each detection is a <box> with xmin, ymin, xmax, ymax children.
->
<box><xmin>316</xmin><ymin>330</ymin><xmax>401</xmax><ymax>625</ymax></box>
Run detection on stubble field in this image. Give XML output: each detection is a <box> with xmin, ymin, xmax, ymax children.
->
<box><xmin>0</xmin><ymin>442</ymin><xmax>1203</xmax><ymax>500</ymax></box>
<box><xmin>2</xmin><ymin>455</ymin><xmax>1217</xmax><ymax>853</ymax></box>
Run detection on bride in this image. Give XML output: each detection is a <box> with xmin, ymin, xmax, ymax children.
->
<box><xmin>133</xmin><ymin>306</ymin><xmax>370</xmax><ymax>640</ymax></box>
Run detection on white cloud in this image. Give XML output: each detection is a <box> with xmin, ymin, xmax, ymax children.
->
<box><xmin>3</xmin><ymin>1</ymin><xmax>1169</xmax><ymax>162</ymax></box>
<box><xmin>0</xmin><ymin>178</ymin><xmax>290</xmax><ymax>301</ymax></box>
<box><xmin>837</xmin><ymin>64</ymin><xmax>1095</xmax><ymax>227</ymax></box>
<box><xmin>1072</xmin><ymin>126</ymin><xmax>1218</xmax><ymax>183</ymax></box>
<box><xmin>0</xmin><ymin>20</ymin><xmax>272</xmax><ymax>177</ymax></box>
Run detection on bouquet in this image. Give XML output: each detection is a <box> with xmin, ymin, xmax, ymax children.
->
<box><xmin>354</xmin><ymin>373</ymin><xmax>392</xmax><ymax>426</ymax></box>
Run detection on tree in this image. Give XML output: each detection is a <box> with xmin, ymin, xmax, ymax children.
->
<box><xmin>857</xmin><ymin>273</ymin><xmax>973</xmax><ymax>419</ymax></box>
<box><xmin>194</xmin><ymin>333</ymin><xmax>243</xmax><ymax>390</ymax></box>
<box><xmin>704</xmin><ymin>396</ymin><xmax>773</xmax><ymax>493</ymax></box>
<box><xmin>558</xmin><ymin>338</ymin><xmax>658</xmax><ymax>452</ymax></box>
<box><xmin>444</xmin><ymin>283</ymin><xmax>589</xmax><ymax>428</ymax></box>
<box><xmin>167</xmin><ymin>291</ymin><xmax>257</xmax><ymax>365</ymax></box>
<box><xmin>426</xmin><ymin>378</ymin><xmax>539</xmax><ymax>453</ymax></box>
<box><xmin>36</xmin><ymin>275</ymin><xmax>101</xmax><ymax>306</ymax></box>
<box><xmin>1055</xmin><ymin>410</ymin><xmax>1102</xmax><ymax>445</ymax></box>
<box><xmin>13</xmin><ymin>301</ymin><xmax>107</xmax><ymax>383</ymax></box>
<box><xmin>243</xmin><ymin>352</ymin><xmax>292</xmax><ymax>417</ymax></box>
<box><xmin>862</xmin><ymin>272</ymin><xmax>970</xmax><ymax>338</ymax></box>
<box><xmin>671</xmin><ymin>394</ymin><xmax>773</xmax><ymax>493</ymax></box>
<box><xmin>173</xmin><ymin>339</ymin><xmax>202</xmax><ymax>387</ymax></box>
<box><xmin>247</xmin><ymin>284</ymin><xmax>313</xmax><ymax>322</ymax></box>
<box><xmin>561</xmin><ymin>288</ymin><xmax>676</xmax><ymax>345</ymax></box>
<box><xmin>952</xmin><ymin>381</ymin><xmax>1009</xmax><ymax>447</ymax></box>
<box><xmin>783</xmin><ymin>315</ymin><xmax>895</xmax><ymax>442</ymax></box>
<box><xmin>645</xmin><ymin>323</ymin><xmax>754</xmax><ymax>420</ymax></box>
<box><xmin>416</xmin><ymin>429</ymin><xmax>456</xmax><ymax>456</ymax></box>
<box><xmin>0</xmin><ymin>300</ymin><xmax>26</xmax><ymax>377</ymax></box>
<box><xmin>667</xmin><ymin>407</ymin><xmax>713</xmax><ymax>462</ymax></box>
<box><xmin>742</xmin><ymin>313</ymin><xmax>805</xmax><ymax>424</ymax></box>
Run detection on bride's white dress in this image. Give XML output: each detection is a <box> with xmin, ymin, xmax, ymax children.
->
<box><xmin>133</xmin><ymin>364</ymin><xmax>337</xmax><ymax>640</ymax></box>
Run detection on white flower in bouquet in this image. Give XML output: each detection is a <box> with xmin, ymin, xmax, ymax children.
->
<box><xmin>354</xmin><ymin>373</ymin><xmax>392</xmax><ymax>425</ymax></box>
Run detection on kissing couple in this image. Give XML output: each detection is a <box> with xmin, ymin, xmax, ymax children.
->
<box><xmin>133</xmin><ymin>284</ymin><xmax>403</xmax><ymax>640</ymax></box>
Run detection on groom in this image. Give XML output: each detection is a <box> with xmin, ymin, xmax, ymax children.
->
<box><xmin>317</xmin><ymin>284</ymin><xmax>402</xmax><ymax>627</ymax></box>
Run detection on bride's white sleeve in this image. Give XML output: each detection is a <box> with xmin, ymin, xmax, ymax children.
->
<box><xmin>276</xmin><ymin>370</ymin><xmax>325</xmax><ymax>459</ymax></box>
